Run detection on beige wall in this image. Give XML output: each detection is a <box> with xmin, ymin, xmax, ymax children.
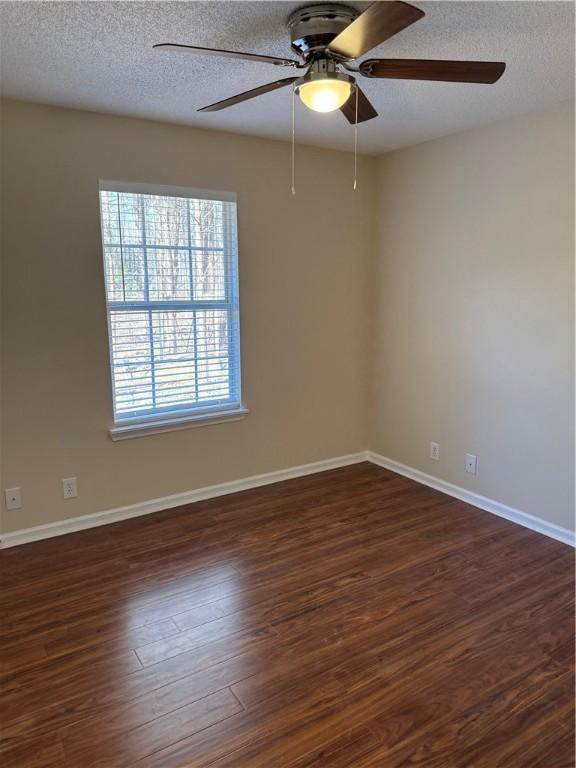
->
<box><xmin>0</xmin><ymin>99</ymin><xmax>373</xmax><ymax>532</ymax></box>
<box><xmin>1</xmin><ymin>99</ymin><xmax>574</xmax><ymax>536</ymax></box>
<box><xmin>371</xmin><ymin>102</ymin><xmax>575</xmax><ymax>530</ymax></box>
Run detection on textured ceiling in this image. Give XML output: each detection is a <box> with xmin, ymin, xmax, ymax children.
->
<box><xmin>0</xmin><ymin>1</ymin><xmax>574</xmax><ymax>153</ymax></box>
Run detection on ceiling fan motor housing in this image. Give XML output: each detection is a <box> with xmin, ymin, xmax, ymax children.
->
<box><xmin>288</xmin><ymin>3</ymin><xmax>359</xmax><ymax>59</ymax></box>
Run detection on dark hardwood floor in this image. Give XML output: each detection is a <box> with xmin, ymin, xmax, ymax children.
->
<box><xmin>0</xmin><ymin>462</ymin><xmax>574</xmax><ymax>767</ymax></box>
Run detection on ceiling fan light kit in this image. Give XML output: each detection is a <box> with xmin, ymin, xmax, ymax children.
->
<box><xmin>295</xmin><ymin>60</ymin><xmax>355</xmax><ymax>113</ymax></box>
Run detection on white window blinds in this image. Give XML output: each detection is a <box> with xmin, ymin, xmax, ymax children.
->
<box><xmin>98</xmin><ymin>182</ymin><xmax>242</xmax><ymax>424</ymax></box>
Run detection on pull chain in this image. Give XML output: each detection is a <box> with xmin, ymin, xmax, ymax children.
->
<box><xmin>353</xmin><ymin>86</ymin><xmax>358</xmax><ymax>191</ymax></box>
<box><xmin>291</xmin><ymin>85</ymin><xmax>296</xmax><ymax>196</ymax></box>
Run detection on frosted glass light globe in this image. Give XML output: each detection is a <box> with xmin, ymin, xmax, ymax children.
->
<box><xmin>298</xmin><ymin>79</ymin><xmax>352</xmax><ymax>113</ymax></box>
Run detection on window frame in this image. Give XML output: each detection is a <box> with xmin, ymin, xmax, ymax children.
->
<box><xmin>98</xmin><ymin>180</ymin><xmax>246</xmax><ymax>438</ymax></box>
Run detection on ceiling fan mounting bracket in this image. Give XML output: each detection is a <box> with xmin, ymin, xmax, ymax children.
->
<box><xmin>287</xmin><ymin>3</ymin><xmax>359</xmax><ymax>59</ymax></box>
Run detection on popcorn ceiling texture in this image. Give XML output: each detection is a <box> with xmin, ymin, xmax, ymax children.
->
<box><xmin>0</xmin><ymin>1</ymin><xmax>573</xmax><ymax>153</ymax></box>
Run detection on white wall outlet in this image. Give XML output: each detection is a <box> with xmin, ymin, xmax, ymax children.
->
<box><xmin>5</xmin><ymin>487</ymin><xmax>22</xmax><ymax>510</ymax></box>
<box><xmin>62</xmin><ymin>477</ymin><xmax>78</xmax><ymax>499</ymax></box>
<box><xmin>465</xmin><ymin>454</ymin><xmax>477</xmax><ymax>475</ymax></box>
<box><xmin>430</xmin><ymin>442</ymin><xmax>440</xmax><ymax>461</ymax></box>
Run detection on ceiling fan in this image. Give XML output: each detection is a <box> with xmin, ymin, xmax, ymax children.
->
<box><xmin>153</xmin><ymin>1</ymin><xmax>506</xmax><ymax>124</ymax></box>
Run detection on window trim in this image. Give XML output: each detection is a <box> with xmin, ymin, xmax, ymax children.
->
<box><xmin>100</xmin><ymin>180</ymin><xmax>237</xmax><ymax>203</ymax></box>
<box><xmin>99</xmin><ymin>180</ymin><xmax>245</xmax><ymax>433</ymax></box>
<box><xmin>109</xmin><ymin>405</ymin><xmax>249</xmax><ymax>441</ymax></box>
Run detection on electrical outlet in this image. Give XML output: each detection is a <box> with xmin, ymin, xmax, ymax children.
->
<box><xmin>5</xmin><ymin>487</ymin><xmax>22</xmax><ymax>510</ymax></box>
<box><xmin>62</xmin><ymin>477</ymin><xmax>78</xmax><ymax>499</ymax></box>
<box><xmin>430</xmin><ymin>442</ymin><xmax>440</xmax><ymax>461</ymax></box>
<box><xmin>465</xmin><ymin>454</ymin><xmax>477</xmax><ymax>475</ymax></box>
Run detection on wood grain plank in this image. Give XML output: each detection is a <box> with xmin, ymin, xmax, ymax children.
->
<box><xmin>60</xmin><ymin>687</ymin><xmax>243</xmax><ymax>767</ymax></box>
<box><xmin>0</xmin><ymin>627</ymin><xmax>276</xmax><ymax>748</ymax></box>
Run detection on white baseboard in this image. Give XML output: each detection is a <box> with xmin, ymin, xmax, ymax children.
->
<box><xmin>367</xmin><ymin>451</ymin><xmax>575</xmax><ymax>548</ymax></box>
<box><xmin>3</xmin><ymin>450</ymin><xmax>574</xmax><ymax>549</ymax></box>
<box><xmin>0</xmin><ymin>452</ymin><xmax>368</xmax><ymax>548</ymax></box>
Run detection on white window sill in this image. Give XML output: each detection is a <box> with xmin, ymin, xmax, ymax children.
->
<box><xmin>109</xmin><ymin>407</ymin><xmax>249</xmax><ymax>441</ymax></box>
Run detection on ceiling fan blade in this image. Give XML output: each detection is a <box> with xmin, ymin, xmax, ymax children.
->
<box><xmin>360</xmin><ymin>58</ymin><xmax>506</xmax><ymax>83</ymax></box>
<box><xmin>153</xmin><ymin>43</ymin><xmax>300</xmax><ymax>68</ymax></box>
<box><xmin>328</xmin><ymin>2</ymin><xmax>425</xmax><ymax>60</ymax></box>
<box><xmin>340</xmin><ymin>87</ymin><xmax>378</xmax><ymax>124</ymax></box>
<box><xmin>198</xmin><ymin>77</ymin><xmax>298</xmax><ymax>112</ymax></box>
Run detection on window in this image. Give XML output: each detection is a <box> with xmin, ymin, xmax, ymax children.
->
<box><xmin>99</xmin><ymin>182</ymin><xmax>244</xmax><ymax>438</ymax></box>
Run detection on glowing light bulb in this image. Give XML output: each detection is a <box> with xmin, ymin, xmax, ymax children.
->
<box><xmin>298</xmin><ymin>78</ymin><xmax>352</xmax><ymax>113</ymax></box>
